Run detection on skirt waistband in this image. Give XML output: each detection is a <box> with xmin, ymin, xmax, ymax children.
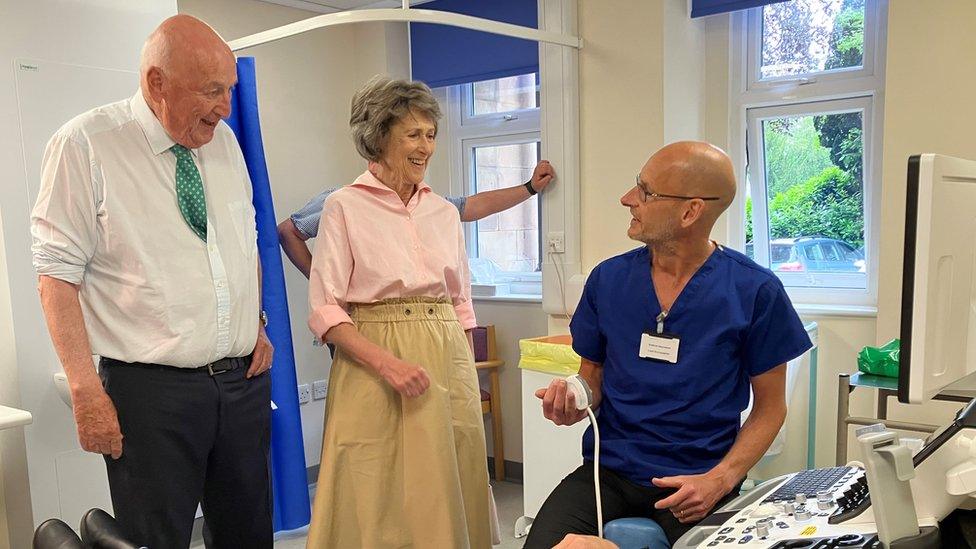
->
<box><xmin>349</xmin><ymin>297</ymin><xmax>456</xmax><ymax>322</ymax></box>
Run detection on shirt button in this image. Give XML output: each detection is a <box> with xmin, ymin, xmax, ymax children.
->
<box><xmin>217</xmin><ymin>281</ymin><xmax>225</xmax><ymax>289</ymax></box>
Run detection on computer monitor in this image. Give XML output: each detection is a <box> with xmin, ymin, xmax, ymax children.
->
<box><xmin>899</xmin><ymin>154</ymin><xmax>976</xmax><ymax>404</ymax></box>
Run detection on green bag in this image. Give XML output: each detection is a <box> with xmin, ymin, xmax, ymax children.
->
<box><xmin>857</xmin><ymin>339</ymin><xmax>900</xmax><ymax>378</ymax></box>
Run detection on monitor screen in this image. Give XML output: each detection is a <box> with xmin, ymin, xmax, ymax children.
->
<box><xmin>899</xmin><ymin>154</ymin><xmax>976</xmax><ymax>404</ymax></box>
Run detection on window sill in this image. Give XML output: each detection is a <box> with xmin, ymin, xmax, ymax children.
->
<box><xmin>473</xmin><ymin>294</ymin><xmax>543</xmax><ymax>304</ymax></box>
<box><xmin>793</xmin><ymin>304</ymin><xmax>877</xmax><ymax>318</ymax></box>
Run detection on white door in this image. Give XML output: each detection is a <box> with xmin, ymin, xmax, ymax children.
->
<box><xmin>12</xmin><ymin>59</ymin><xmax>138</xmax><ymax>528</ymax></box>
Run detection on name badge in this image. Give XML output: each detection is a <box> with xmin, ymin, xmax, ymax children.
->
<box><xmin>639</xmin><ymin>332</ymin><xmax>680</xmax><ymax>363</ymax></box>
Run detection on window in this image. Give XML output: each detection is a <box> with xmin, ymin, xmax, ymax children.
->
<box><xmin>440</xmin><ymin>73</ymin><xmax>542</xmax><ymax>298</ymax></box>
<box><xmin>470</xmin><ymin>73</ymin><xmax>539</xmax><ymax>116</ymax></box>
<box><xmin>732</xmin><ymin>0</ymin><xmax>885</xmax><ymax>306</ymax></box>
<box><xmin>467</xmin><ymin>140</ymin><xmax>541</xmax><ymax>272</ymax></box>
<box><xmin>749</xmin><ymin>0</ymin><xmax>880</xmax><ymax>88</ymax></box>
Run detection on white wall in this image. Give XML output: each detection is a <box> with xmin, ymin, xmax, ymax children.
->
<box><xmin>0</xmin><ymin>0</ymin><xmax>177</xmax><ymax>538</ymax></box>
<box><xmin>579</xmin><ymin>0</ymin><xmax>666</xmax><ymax>268</ymax></box>
<box><xmin>663</xmin><ymin>0</ymin><xmax>705</xmax><ymax>144</ymax></box>
<box><xmin>0</xmin><ymin>206</ymin><xmax>30</xmax><ymax>549</ymax></box>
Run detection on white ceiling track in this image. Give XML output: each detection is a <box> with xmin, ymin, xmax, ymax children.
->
<box><xmin>227</xmin><ymin>7</ymin><xmax>582</xmax><ymax>52</ymax></box>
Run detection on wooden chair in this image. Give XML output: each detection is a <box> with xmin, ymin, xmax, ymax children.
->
<box><xmin>475</xmin><ymin>325</ymin><xmax>505</xmax><ymax>481</ymax></box>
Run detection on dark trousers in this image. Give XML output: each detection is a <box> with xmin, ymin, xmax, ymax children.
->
<box><xmin>99</xmin><ymin>357</ymin><xmax>272</xmax><ymax>549</ymax></box>
<box><xmin>524</xmin><ymin>462</ymin><xmax>741</xmax><ymax>548</ymax></box>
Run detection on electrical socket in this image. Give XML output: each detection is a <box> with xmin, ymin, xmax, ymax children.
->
<box><xmin>312</xmin><ymin>379</ymin><xmax>328</xmax><ymax>400</ymax></box>
<box><xmin>297</xmin><ymin>383</ymin><xmax>311</xmax><ymax>404</ymax></box>
<box><xmin>547</xmin><ymin>231</ymin><xmax>565</xmax><ymax>253</ymax></box>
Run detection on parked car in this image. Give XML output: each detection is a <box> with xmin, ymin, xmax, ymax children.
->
<box><xmin>745</xmin><ymin>237</ymin><xmax>865</xmax><ymax>273</ymax></box>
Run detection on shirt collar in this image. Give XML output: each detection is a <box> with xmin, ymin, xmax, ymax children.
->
<box><xmin>351</xmin><ymin>169</ymin><xmax>432</xmax><ymax>195</ymax></box>
<box><xmin>130</xmin><ymin>91</ymin><xmax>195</xmax><ymax>157</ymax></box>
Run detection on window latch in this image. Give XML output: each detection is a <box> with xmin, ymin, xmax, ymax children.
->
<box><xmin>502</xmin><ymin>114</ymin><xmax>519</xmax><ymax>121</ymax></box>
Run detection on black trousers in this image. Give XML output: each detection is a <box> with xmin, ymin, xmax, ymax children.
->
<box><xmin>99</xmin><ymin>357</ymin><xmax>272</xmax><ymax>549</ymax></box>
<box><xmin>524</xmin><ymin>462</ymin><xmax>742</xmax><ymax>548</ymax></box>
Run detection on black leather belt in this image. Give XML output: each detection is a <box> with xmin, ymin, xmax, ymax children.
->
<box><xmin>100</xmin><ymin>355</ymin><xmax>252</xmax><ymax>377</ymax></box>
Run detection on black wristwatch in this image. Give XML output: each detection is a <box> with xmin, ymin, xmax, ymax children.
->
<box><xmin>259</xmin><ymin>310</ymin><xmax>269</xmax><ymax>327</ymax></box>
<box><xmin>524</xmin><ymin>180</ymin><xmax>538</xmax><ymax>196</ymax></box>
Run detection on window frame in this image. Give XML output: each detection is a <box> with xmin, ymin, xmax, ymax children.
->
<box><xmin>461</xmin><ymin>132</ymin><xmax>544</xmax><ymax>276</ymax></box>
<box><xmin>728</xmin><ymin>0</ymin><xmax>888</xmax><ymax>308</ymax></box>
<box><xmin>440</xmin><ymin>75</ymin><xmax>545</xmax><ymax>297</ymax></box>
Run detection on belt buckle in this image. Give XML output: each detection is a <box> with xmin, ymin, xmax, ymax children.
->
<box><xmin>206</xmin><ymin>361</ymin><xmax>230</xmax><ymax>376</ymax></box>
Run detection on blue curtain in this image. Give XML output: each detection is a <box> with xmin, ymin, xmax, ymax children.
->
<box><xmin>410</xmin><ymin>0</ymin><xmax>538</xmax><ymax>88</ymax></box>
<box><xmin>225</xmin><ymin>56</ymin><xmax>311</xmax><ymax>533</ymax></box>
<box><xmin>691</xmin><ymin>0</ymin><xmax>789</xmax><ymax>18</ymax></box>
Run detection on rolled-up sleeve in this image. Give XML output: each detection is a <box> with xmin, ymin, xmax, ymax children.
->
<box><xmin>290</xmin><ymin>188</ymin><xmax>334</xmax><ymax>239</ymax></box>
<box><xmin>308</xmin><ymin>197</ymin><xmax>355</xmax><ymax>340</ymax></box>
<box><xmin>452</xmin><ymin>219</ymin><xmax>477</xmax><ymax>330</ymax></box>
<box><xmin>30</xmin><ymin>133</ymin><xmax>97</xmax><ymax>284</ymax></box>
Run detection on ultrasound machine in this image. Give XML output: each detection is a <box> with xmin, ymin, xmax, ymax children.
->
<box><xmin>673</xmin><ymin>154</ymin><xmax>976</xmax><ymax>549</ymax></box>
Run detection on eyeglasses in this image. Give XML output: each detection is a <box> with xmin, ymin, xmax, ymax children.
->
<box><xmin>634</xmin><ymin>174</ymin><xmax>720</xmax><ymax>204</ymax></box>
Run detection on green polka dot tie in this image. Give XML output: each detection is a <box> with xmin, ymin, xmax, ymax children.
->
<box><xmin>171</xmin><ymin>144</ymin><xmax>208</xmax><ymax>242</ymax></box>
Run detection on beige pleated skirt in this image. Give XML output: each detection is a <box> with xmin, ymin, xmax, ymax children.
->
<box><xmin>307</xmin><ymin>298</ymin><xmax>491</xmax><ymax>549</ymax></box>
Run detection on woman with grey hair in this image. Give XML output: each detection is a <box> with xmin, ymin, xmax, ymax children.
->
<box><xmin>306</xmin><ymin>75</ymin><xmax>491</xmax><ymax>548</ymax></box>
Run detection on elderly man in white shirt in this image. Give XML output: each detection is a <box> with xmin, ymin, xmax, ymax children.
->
<box><xmin>31</xmin><ymin>15</ymin><xmax>273</xmax><ymax>549</ymax></box>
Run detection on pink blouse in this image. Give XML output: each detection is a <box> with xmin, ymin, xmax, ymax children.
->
<box><xmin>308</xmin><ymin>170</ymin><xmax>476</xmax><ymax>339</ymax></box>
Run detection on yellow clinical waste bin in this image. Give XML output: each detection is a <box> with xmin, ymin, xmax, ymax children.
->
<box><xmin>518</xmin><ymin>334</ymin><xmax>580</xmax><ymax>376</ymax></box>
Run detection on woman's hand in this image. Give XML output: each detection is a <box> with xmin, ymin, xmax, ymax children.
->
<box><xmin>378</xmin><ymin>357</ymin><xmax>431</xmax><ymax>397</ymax></box>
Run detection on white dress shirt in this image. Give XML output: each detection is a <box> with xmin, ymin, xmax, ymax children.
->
<box><xmin>31</xmin><ymin>92</ymin><xmax>260</xmax><ymax>368</ymax></box>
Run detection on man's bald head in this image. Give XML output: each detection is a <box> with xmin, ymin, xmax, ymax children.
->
<box><xmin>644</xmin><ymin>141</ymin><xmax>736</xmax><ymax>215</ymax></box>
<box><xmin>622</xmin><ymin>141</ymin><xmax>737</xmax><ymax>246</ymax></box>
<box><xmin>140</xmin><ymin>15</ymin><xmax>237</xmax><ymax>148</ymax></box>
<box><xmin>140</xmin><ymin>15</ymin><xmax>232</xmax><ymax>82</ymax></box>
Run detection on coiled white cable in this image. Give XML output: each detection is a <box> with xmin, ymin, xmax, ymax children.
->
<box><xmin>586</xmin><ymin>407</ymin><xmax>603</xmax><ymax>538</ymax></box>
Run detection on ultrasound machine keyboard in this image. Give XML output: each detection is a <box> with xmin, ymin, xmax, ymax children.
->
<box><xmin>694</xmin><ymin>467</ymin><xmax>881</xmax><ymax>548</ymax></box>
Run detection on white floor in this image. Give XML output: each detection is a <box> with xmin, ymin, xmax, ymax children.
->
<box><xmin>191</xmin><ymin>480</ymin><xmax>526</xmax><ymax>549</ymax></box>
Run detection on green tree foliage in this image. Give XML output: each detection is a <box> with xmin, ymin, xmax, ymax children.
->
<box><xmin>761</xmin><ymin>0</ymin><xmax>837</xmax><ymax>76</ymax></box>
<box><xmin>746</xmin><ymin>196</ymin><xmax>753</xmax><ymax>244</ymax></box>
<box><xmin>763</xmin><ymin>117</ymin><xmax>835</xmax><ymax>196</ymax></box>
<box><xmin>814</xmin><ymin>2</ymin><xmax>865</xmax><ymax>181</ymax></box>
<box><xmin>825</xmin><ymin>0</ymin><xmax>865</xmax><ymax>70</ymax></box>
<box><xmin>768</xmin><ymin>166</ymin><xmax>864</xmax><ymax>248</ymax></box>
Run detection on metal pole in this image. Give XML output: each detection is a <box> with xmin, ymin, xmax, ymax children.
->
<box><xmin>837</xmin><ymin>374</ymin><xmax>851</xmax><ymax>466</ymax></box>
<box><xmin>844</xmin><ymin>416</ymin><xmax>938</xmax><ymax>433</ymax></box>
<box><xmin>227</xmin><ymin>9</ymin><xmax>583</xmax><ymax>52</ymax></box>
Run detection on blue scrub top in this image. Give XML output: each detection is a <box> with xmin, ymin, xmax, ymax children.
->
<box><xmin>570</xmin><ymin>245</ymin><xmax>811</xmax><ymax>486</ymax></box>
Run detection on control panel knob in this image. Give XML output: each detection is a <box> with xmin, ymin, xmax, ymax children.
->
<box><xmin>783</xmin><ymin>502</ymin><xmax>796</xmax><ymax>514</ymax></box>
<box><xmin>795</xmin><ymin>493</ymin><xmax>807</xmax><ymax>504</ymax></box>
<box><xmin>755</xmin><ymin>522</ymin><xmax>771</xmax><ymax>538</ymax></box>
<box><xmin>795</xmin><ymin>508</ymin><xmax>812</xmax><ymax>521</ymax></box>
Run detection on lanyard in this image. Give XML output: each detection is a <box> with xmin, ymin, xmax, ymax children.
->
<box><xmin>656</xmin><ymin>310</ymin><xmax>668</xmax><ymax>334</ymax></box>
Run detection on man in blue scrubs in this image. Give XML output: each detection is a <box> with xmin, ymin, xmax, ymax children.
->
<box><xmin>525</xmin><ymin>141</ymin><xmax>811</xmax><ymax>548</ymax></box>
